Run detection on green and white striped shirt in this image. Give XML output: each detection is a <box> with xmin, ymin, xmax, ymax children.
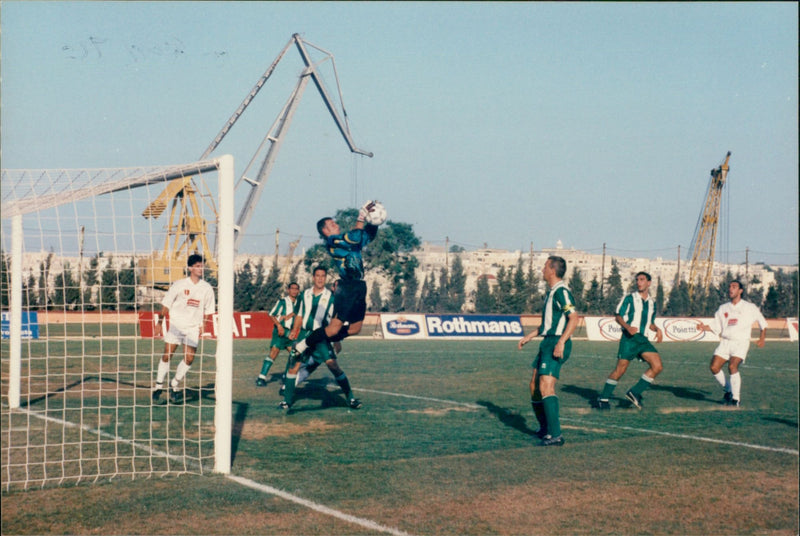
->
<box><xmin>269</xmin><ymin>296</ymin><xmax>298</xmax><ymax>330</ymax></box>
<box><xmin>298</xmin><ymin>287</ymin><xmax>334</xmax><ymax>331</ymax></box>
<box><xmin>616</xmin><ymin>292</ymin><xmax>656</xmax><ymax>335</ymax></box>
<box><xmin>538</xmin><ymin>281</ymin><xmax>577</xmax><ymax>337</ymax></box>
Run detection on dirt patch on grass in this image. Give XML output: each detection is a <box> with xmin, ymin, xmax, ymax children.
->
<box><xmin>407</xmin><ymin>407</ymin><xmax>478</xmax><ymax>417</ymax></box>
<box><xmin>240</xmin><ymin>419</ymin><xmax>339</xmax><ymax>439</ymax></box>
<box><xmin>562</xmin><ymin>423</ymin><xmax>607</xmax><ymax>433</ymax></box>
<box><xmin>365</xmin><ymin>469</ymin><xmax>799</xmax><ymax>535</ymax></box>
<box><xmin>657</xmin><ymin>405</ymin><xmax>756</xmax><ymax>414</ymax></box>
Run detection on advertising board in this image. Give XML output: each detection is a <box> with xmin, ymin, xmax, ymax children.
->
<box><xmin>381</xmin><ymin>314</ymin><xmax>427</xmax><ymax>339</ymax></box>
<box><xmin>425</xmin><ymin>314</ymin><xmax>523</xmax><ymax>340</ymax></box>
<box><xmin>138</xmin><ymin>311</ymin><xmax>274</xmax><ymax>339</ymax></box>
<box><xmin>1</xmin><ymin>311</ymin><xmax>39</xmax><ymax>339</ymax></box>
<box><xmin>584</xmin><ymin>316</ymin><xmax>721</xmax><ymax>342</ymax></box>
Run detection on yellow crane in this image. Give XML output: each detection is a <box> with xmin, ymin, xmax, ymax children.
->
<box><xmin>138</xmin><ymin>33</ymin><xmax>372</xmax><ymax>289</ymax></box>
<box><xmin>688</xmin><ymin>151</ymin><xmax>731</xmax><ymax>298</ymax></box>
<box><xmin>138</xmin><ymin>176</ymin><xmax>218</xmax><ymax>288</ymax></box>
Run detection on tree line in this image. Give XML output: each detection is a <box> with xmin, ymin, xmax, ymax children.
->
<box><xmin>0</xmin><ymin>252</ymin><xmax>139</xmax><ymax>312</ymax></box>
<box><xmin>467</xmin><ymin>257</ymin><xmax>798</xmax><ymax>318</ymax></box>
<box><xmin>1</xmin><ymin>237</ymin><xmax>798</xmax><ymax>318</ymax></box>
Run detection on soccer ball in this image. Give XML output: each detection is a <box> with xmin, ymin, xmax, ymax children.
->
<box><xmin>364</xmin><ymin>201</ymin><xmax>387</xmax><ymax>226</ymax></box>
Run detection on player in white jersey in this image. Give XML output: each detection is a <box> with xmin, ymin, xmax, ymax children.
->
<box><xmin>697</xmin><ymin>280</ymin><xmax>767</xmax><ymax>407</ymax></box>
<box><xmin>152</xmin><ymin>254</ymin><xmax>216</xmax><ymax>404</ymax></box>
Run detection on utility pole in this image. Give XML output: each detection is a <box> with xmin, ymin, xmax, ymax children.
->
<box><xmin>745</xmin><ymin>247</ymin><xmax>750</xmax><ymax>282</ymax></box>
<box><xmin>530</xmin><ymin>241</ymin><xmax>534</xmax><ymax>273</ymax></box>
<box><xmin>600</xmin><ymin>243</ymin><xmax>606</xmax><ymax>299</ymax></box>
<box><xmin>676</xmin><ymin>245</ymin><xmax>681</xmax><ymax>284</ymax></box>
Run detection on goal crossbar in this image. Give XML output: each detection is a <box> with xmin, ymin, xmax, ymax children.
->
<box><xmin>2</xmin><ymin>160</ymin><xmax>223</xmax><ymax>218</ymax></box>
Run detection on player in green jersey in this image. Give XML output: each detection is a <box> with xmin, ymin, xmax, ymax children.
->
<box><xmin>518</xmin><ymin>256</ymin><xmax>580</xmax><ymax>447</ymax></box>
<box><xmin>279</xmin><ymin>266</ymin><xmax>361</xmax><ymax>410</ymax></box>
<box><xmin>255</xmin><ymin>282</ymin><xmax>300</xmax><ymax>387</ymax></box>
<box><xmin>594</xmin><ymin>272</ymin><xmax>663</xmax><ymax>410</ymax></box>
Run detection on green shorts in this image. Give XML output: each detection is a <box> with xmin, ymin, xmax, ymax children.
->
<box><xmin>617</xmin><ymin>333</ymin><xmax>658</xmax><ymax>361</ymax></box>
<box><xmin>297</xmin><ymin>329</ymin><xmax>337</xmax><ymax>365</ymax></box>
<box><xmin>532</xmin><ymin>336</ymin><xmax>572</xmax><ymax>379</ymax></box>
<box><xmin>269</xmin><ymin>328</ymin><xmax>293</xmax><ymax>351</ymax></box>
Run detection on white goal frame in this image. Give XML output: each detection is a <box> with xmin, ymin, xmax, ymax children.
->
<box><xmin>1</xmin><ymin>155</ymin><xmax>234</xmax><ymax>487</ymax></box>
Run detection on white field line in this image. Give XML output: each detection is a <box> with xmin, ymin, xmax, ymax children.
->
<box><xmin>360</xmin><ymin>389</ymin><xmax>799</xmax><ymax>456</ymax></box>
<box><xmin>561</xmin><ymin>418</ymin><xmax>799</xmax><ymax>455</ymax></box>
<box><xmin>8</xmin><ymin>405</ymin><xmax>416</xmax><ymax>536</ymax></box>
<box><xmin>13</xmin><ymin>406</ymin><xmax>186</xmax><ymax>464</ymax></box>
<box><xmin>359</xmin><ymin>388</ymin><xmax>483</xmax><ymax>409</ymax></box>
<box><xmin>225</xmin><ymin>475</ymin><xmax>415</xmax><ymax>536</ymax></box>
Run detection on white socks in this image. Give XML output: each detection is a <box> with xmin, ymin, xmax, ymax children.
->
<box><xmin>296</xmin><ymin>365</ymin><xmax>310</xmax><ymax>385</ymax></box>
<box><xmin>156</xmin><ymin>359</ymin><xmax>170</xmax><ymax>385</ymax></box>
<box><xmin>171</xmin><ymin>359</ymin><xmax>191</xmax><ymax>390</ymax></box>
<box><xmin>729</xmin><ymin>372</ymin><xmax>741</xmax><ymax>401</ymax></box>
<box><xmin>713</xmin><ymin>370</ymin><xmax>740</xmax><ymax>401</ymax></box>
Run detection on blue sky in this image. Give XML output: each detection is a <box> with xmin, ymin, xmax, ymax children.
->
<box><xmin>2</xmin><ymin>2</ymin><xmax>797</xmax><ymax>265</ymax></box>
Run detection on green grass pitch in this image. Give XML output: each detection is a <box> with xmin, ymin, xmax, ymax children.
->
<box><xmin>2</xmin><ymin>338</ymin><xmax>798</xmax><ymax>535</ymax></box>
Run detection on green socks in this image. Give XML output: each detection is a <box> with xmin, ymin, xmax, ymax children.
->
<box><xmin>629</xmin><ymin>374</ymin><xmax>654</xmax><ymax>397</ymax></box>
<box><xmin>283</xmin><ymin>374</ymin><xmax>296</xmax><ymax>406</ymax></box>
<box><xmin>531</xmin><ymin>397</ymin><xmax>547</xmax><ymax>435</ymax></box>
<box><xmin>599</xmin><ymin>379</ymin><xmax>617</xmax><ymax>400</ymax></box>
<box><xmin>542</xmin><ymin>395</ymin><xmax>561</xmax><ymax>437</ymax></box>
<box><xmin>259</xmin><ymin>357</ymin><xmax>274</xmax><ymax>377</ymax></box>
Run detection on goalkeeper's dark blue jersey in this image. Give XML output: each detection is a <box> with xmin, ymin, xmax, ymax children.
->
<box><xmin>325</xmin><ymin>225</ymin><xmax>377</xmax><ymax>281</ymax></box>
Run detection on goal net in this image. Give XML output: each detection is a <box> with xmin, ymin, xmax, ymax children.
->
<box><xmin>1</xmin><ymin>156</ymin><xmax>234</xmax><ymax>490</ymax></box>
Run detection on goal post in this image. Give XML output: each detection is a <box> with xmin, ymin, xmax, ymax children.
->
<box><xmin>213</xmin><ymin>154</ymin><xmax>234</xmax><ymax>474</ymax></box>
<box><xmin>1</xmin><ymin>156</ymin><xmax>234</xmax><ymax>489</ymax></box>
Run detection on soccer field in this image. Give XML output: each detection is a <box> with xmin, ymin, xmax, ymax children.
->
<box><xmin>2</xmin><ymin>339</ymin><xmax>798</xmax><ymax>535</ymax></box>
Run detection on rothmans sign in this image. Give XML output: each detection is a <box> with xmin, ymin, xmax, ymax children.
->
<box><xmin>381</xmin><ymin>314</ymin><xmax>524</xmax><ymax>340</ymax></box>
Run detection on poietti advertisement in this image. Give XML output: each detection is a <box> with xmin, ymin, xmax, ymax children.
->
<box><xmin>584</xmin><ymin>316</ymin><xmax>720</xmax><ymax>342</ymax></box>
<box><xmin>381</xmin><ymin>314</ymin><xmax>427</xmax><ymax>340</ymax></box>
<box><xmin>426</xmin><ymin>314</ymin><xmax>523</xmax><ymax>340</ymax></box>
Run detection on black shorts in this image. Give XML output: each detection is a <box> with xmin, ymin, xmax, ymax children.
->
<box><xmin>333</xmin><ymin>279</ymin><xmax>367</xmax><ymax>324</ymax></box>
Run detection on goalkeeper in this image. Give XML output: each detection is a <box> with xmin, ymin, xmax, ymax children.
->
<box><xmin>279</xmin><ymin>266</ymin><xmax>361</xmax><ymax>410</ymax></box>
<box><xmin>291</xmin><ymin>201</ymin><xmax>379</xmax><ymax>360</ymax></box>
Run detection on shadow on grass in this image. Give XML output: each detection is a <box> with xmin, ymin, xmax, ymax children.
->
<box><xmin>560</xmin><ymin>384</ymin><xmax>601</xmax><ymax>406</ymax></box>
<box><xmin>230</xmin><ymin>400</ymin><xmax>249</xmax><ymax>465</ymax></box>
<box><xmin>762</xmin><ymin>416</ymin><xmax>798</xmax><ymax>428</ymax></box>
<box><xmin>285</xmin><ymin>379</ymin><xmax>350</xmax><ymax>414</ymax></box>
<box><xmin>476</xmin><ymin>400</ymin><xmax>538</xmax><ymax>437</ymax></box>
<box><xmin>649</xmin><ymin>384</ymin><xmax>711</xmax><ymax>401</ymax></box>
<box><xmin>22</xmin><ymin>375</ymin><xmax>218</xmax><ymax>407</ymax></box>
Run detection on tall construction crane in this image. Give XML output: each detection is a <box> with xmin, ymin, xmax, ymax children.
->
<box><xmin>139</xmin><ymin>33</ymin><xmax>372</xmax><ymax>288</ymax></box>
<box><xmin>138</xmin><ymin>175</ymin><xmax>218</xmax><ymax>289</ymax></box>
<box><xmin>687</xmin><ymin>151</ymin><xmax>731</xmax><ymax>298</ymax></box>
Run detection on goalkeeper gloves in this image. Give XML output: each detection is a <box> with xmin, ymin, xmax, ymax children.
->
<box><xmin>357</xmin><ymin>200</ymin><xmax>375</xmax><ymax>222</ymax></box>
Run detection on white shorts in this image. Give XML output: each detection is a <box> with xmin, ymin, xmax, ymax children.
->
<box><xmin>713</xmin><ymin>338</ymin><xmax>751</xmax><ymax>361</ymax></box>
<box><xmin>164</xmin><ymin>324</ymin><xmax>200</xmax><ymax>348</ymax></box>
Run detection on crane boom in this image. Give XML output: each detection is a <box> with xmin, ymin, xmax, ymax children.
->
<box><xmin>688</xmin><ymin>151</ymin><xmax>731</xmax><ymax>298</ymax></box>
<box><xmin>213</xmin><ymin>33</ymin><xmax>373</xmax><ymax>252</ymax></box>
<box><xmin>199</xmin><ymin>35</ymin><xmax>296</xmax><ymax>161</ymax></box>
<box><xmin>140</xmin><ymin>34</ymin><xmax>372</xmax><ymax>288</ymax></box>
<box><xmin>293</xmin><ymin>36</ymin><xmax>373</xmax><ymax>158</ymax></box>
